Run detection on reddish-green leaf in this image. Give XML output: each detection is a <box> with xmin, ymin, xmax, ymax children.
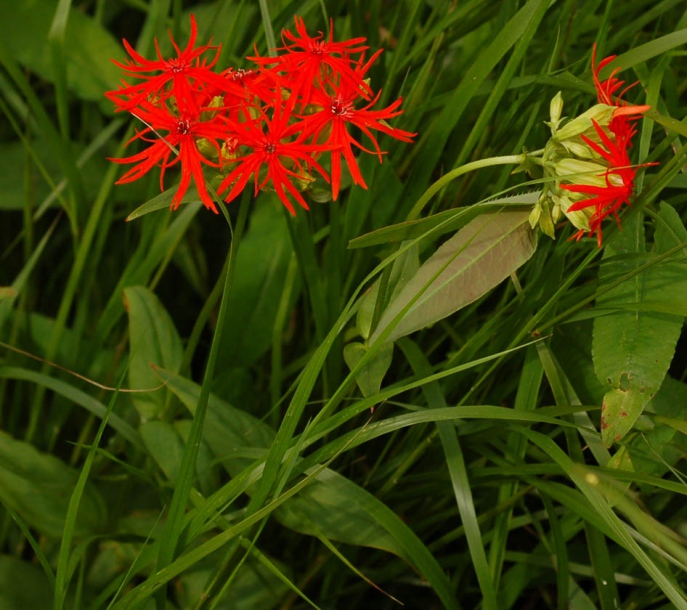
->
<box><xmin>371</xmin><ymin>210</ymin><xmax>536</xmax><ymax>343</ymax></box>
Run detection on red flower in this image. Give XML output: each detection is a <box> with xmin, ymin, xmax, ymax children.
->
<box><xmin>251</xmin><ymin>17</ymin><xmax>371</xmax><ymax>105</ymax></box>
<box><xmin>560</xmin><ymin>119</ymin><xmax>640</xmax><ymax>247</ymax></box>
<box><xmin>107</xmin><ymin>15</ymin><xmax>244</xmax><ymax>113</ymax></box>
<box><xmin>216</xmin><ymin>95</ymin><xmax>330</xmax><ymax>214</ymax></box>
<box><xmin>591</xmin><ymin>45</ymin><xmax>627</xmax><ymax>107</ymax></box>
<box><xmin>591</xmin><ymin>45</ymin><xmax>650</xmax><ymax>124</ymax></box>
<box><xmin>220</xmin><ymin>67</ymin><xmax>276</xmax><ymax>120</ymax></box>
<box><xmin>300</xmin><ymin>79</ymin><xmax>415</xmax><ymax>200</ymax></box>
<box><xmin>106</xmin><ymin>15</ymin><xmax>418</xmax><ymax>216</ymax></box>
<box><xmin>109</xmin><ymin>101</ymin><xmax>231</xmax><ymax>213</ymax></box>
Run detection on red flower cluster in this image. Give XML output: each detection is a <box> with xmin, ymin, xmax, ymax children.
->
<box><xmin>106</xmin><ymin>16</ymin><xmax>415</xmax><ymax>214</ymax></box>
<box><xmin>560</xmin><ymin>46</ymin><xmax>652</xmax><ymax>246</ymax></box>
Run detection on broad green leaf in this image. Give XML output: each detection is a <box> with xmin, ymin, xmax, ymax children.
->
<box><xmin>655</xmin><ymin>415</ymin><xmax>687</xmax><ymax>436</ymax></box>
<box><xmin>0</xmin><ymin>0</ymin><xmax>124</xmax><ymax>103</ymax></box>
<box><xmin>86</xmin><ymin>538</ymin><xmax>155</xmax><ymax>589</ymax></box>
<box><xmin>600</xmin><ymin>389</ymin><xmax>650</xmax><ymax>448</ymax></box>
<box><xmin>274</xmin><ymin>467</ymin><xmax>407</xmax><ymax>560</ymax></box>
<box><xmin>606</xmin><ymin>445</ymin><xmax>634</xmax><ymax>503</ymax></box>
<box><xmin>140</xmin><ymin>421</ymin><xmax>217</xmax><ymax>496</ymax></box>
<box><xmin>124</xmin><ymin>286</ymin><xmax>184</xmax><ymax>421</ymax></box>
<box><xmin>19</xmin><ymin>312</ymin><xmax>114</xmax><ymax>383</ymax></box>
<box><xmin>0</xmin><ymin>431</ymin><xmax>106</xmax><ymax>538</ymax></box>
<box><xmin>371</xmin><ymin>210</ymin><xmax>537</xmax><ymax>343</ymax></box>
<box><xmin>356</xmin><ymin>282</ymin><xmax>381</xmax><ymax>341</ymax></box>
<box><xmin>173</xmin><ymin>420</ymin><xmax>218</xmax><ymax>497</ymax></box>
<box><xmin>0</xmin><ymin>555</ymin><xmax>52</xmax><ymax>610</ymax></box>
<box><xmin>158</xmin><ymin>369</ymin><xmax>274</xmax><ymax>475</ymax></box>
<box><xmin>594</xmin><ymin>205</ymin><xmax>687</xmax><ymax>446</ymax></box>
<box><xmin>140</xmin><ymin>422</ymin><xmax>187</xmax><ymax>484</ymax></box>
<box><xmin>216</xmin><ymin>198</ymin><xmax>295</xmax><ymax>369</ymax></box>
<box><xmin>343</xmin><ymin>341</ymin><xmax>394</xmax><ymax>398</ymax></box>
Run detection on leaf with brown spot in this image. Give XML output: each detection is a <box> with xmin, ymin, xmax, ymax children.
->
<box><xmin>593</xmin><ymin>204</ymin><xmax>687</xmax><ymax>446</ymax></box>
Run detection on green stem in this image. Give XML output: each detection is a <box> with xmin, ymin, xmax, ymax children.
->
<box><xmin>155</xmin><ymin>195</ymin><xmax>251</xmax><ymax>598</ymax></box>
<box><xmin>407</xmin><ymin>152</ymin><xmax>542</xmax><ymax>221</ymax></box>
<box><xmin>180</xmin><ymin>253</ymin><xmax>230</xmax><ymax>376</ymax></box>
<box><xmin>257</xmin><ymin>0</ymin><xmax>277</xmax><ymax>54</ymax></box>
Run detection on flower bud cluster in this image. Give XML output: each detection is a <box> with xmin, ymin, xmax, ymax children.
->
<box><xmin>529</xmin><ymin>47</ymin><xmax>653</xmax><ymax>247</ymax></box>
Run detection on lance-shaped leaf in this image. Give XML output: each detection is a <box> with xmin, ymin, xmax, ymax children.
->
<box><xmin>594</xmin><ymin>204</ymin><xmax>687</xmax><ymax>446</ymax></box>
<box><xmin>125</xmin><ymin>187</ymin><xmax>202</xmax><ymax>221</ymax></box>
<box><xmin>370</xmin><ymin>210</ymin><xmax>537</xmax><ymax>344</ymax></box>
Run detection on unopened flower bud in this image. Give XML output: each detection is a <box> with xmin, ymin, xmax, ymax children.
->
<box><xmin>548</xmin><ymin>92</ymin><xmax>564</xmax><ymax>133</ymax></box>
<box><xmin>554</xmin><ymin>104</ymin><xmax>615</xmax><ymax>141</ymax></box>
<box><xmin>561</xmin><ymin>139</ymin><xmax>598</xmax><ymax>159</ymax></box>
<box><xmin>555</xmin><ymin>158</ymin><xmax>608</xmax><ymax>187</ymax></box>
<box><xmin>552</xmin><ymin>193</ymin><xmax>592</xmax><ymax>232</ymax></box>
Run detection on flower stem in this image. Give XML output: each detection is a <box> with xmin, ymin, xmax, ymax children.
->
<box><xmin>156</xmin><ymin>193</ymin><xmax>251</xmax><ymax>592</ymax></box>
<box><xmin>407</xmin><ymin>152</ymin><xmax>542</xmax><ymax>221</ymax></box>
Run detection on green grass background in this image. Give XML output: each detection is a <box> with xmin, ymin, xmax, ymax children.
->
<box><xmin>1</xmin><ymin>0</ymin><xmax>687</xmax><ymax>608</ymax></box>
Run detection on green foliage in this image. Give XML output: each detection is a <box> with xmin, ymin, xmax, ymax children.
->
<box><xmin>593</xmin><ymin>205</ymin><xmax>687</xmax><ymax>446</ymax></box>
<box><xmin>343</xmin><ymin>341</ymin><xmax>394</xmax><ymax>397</ymax></box>
<box><xmin>125</xmin><ymin>286</ymin><xmax>184</xmax><ymax>420</ymax></box>
<box><xmin>0</xmin><ymin>555</ymin><xmax>53</xmax><ymax>610</ymax></box>
<box><xmin>1</xmin><ymin>0</ymin><xmax>687</xmax><ymax>609</ymax></box>
<box><xmin>215</xmin><ymin>199</ymin><xmax>296</xmax><ymax>369</ymax></box>
<box><xmin>0</xmin><ymin>432</ymin><xmax>106</xmax><ymax>538</ymax></box>
<box><xmin>1</xmin><ymin>0</ymin><xmax>124</xmax><ymax>104</ymax></box>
